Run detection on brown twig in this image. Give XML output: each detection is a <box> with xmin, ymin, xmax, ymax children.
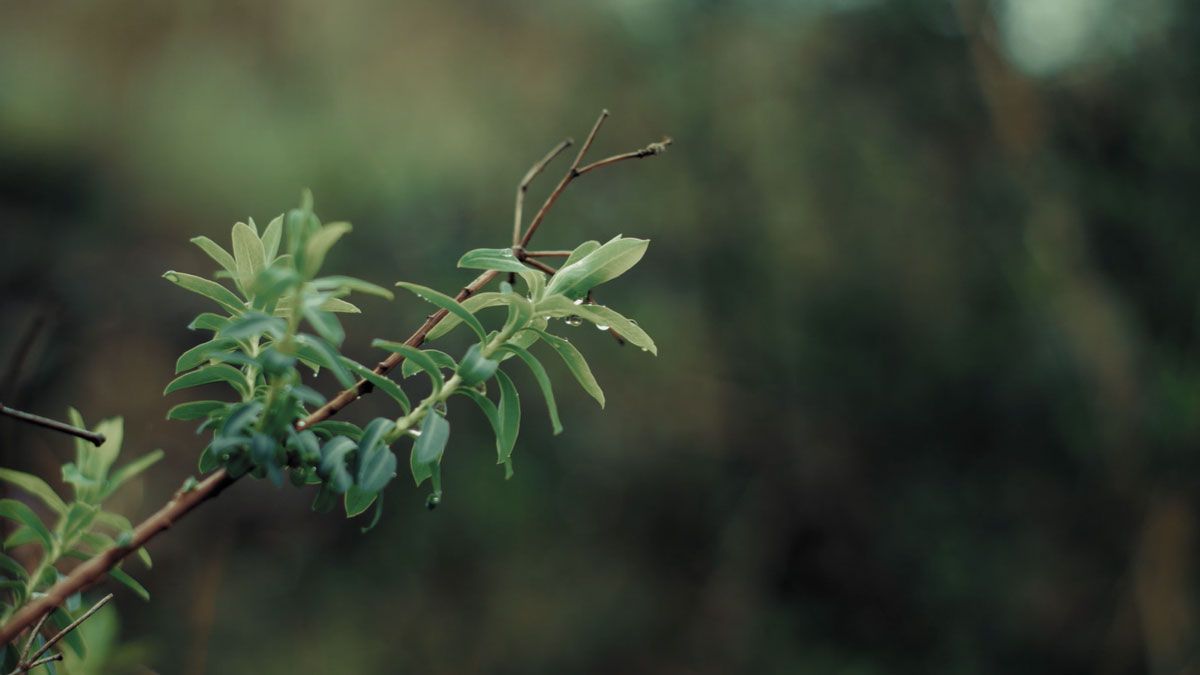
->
<box><xmin>521</xmin><ymin>258</ymin><xmax>559</xmax><ymax>276</ymax></box>
<box><xmin>15</xmin><ymin>612</ymin><xmax>48</xmax><ymax>663</ymax></box>
<box><xmin>518</xmin><ymin>110</ymin><xmax>609</xmax><ymax>248</ymax></box>
<box><xmin>0</xmin><ymin>111</ymin><xmax>671</xmax><ymax>647</ymax></box>
<box><xmin>524</xmin><ymin>250</ymin><xmax>572</xmax><ymax>258</ymax></box>
<box><xmin>514</xmin><ymin>139</ymin><xmax>573</xmax><ymax>246</ymax></box>
<box><xmin>577</xmin><ymin>136</ymin><xmax>673</xmax><ymax>176</ymax></box>
<box><xmin>8</xmin><ymin>593</ymin><xmax>113</xmax><ymax>673</ymax></box>
<box><xmin>0</xmin><ymin>404</ymin><xmax>106</xmax><ymax>447</ymax></box>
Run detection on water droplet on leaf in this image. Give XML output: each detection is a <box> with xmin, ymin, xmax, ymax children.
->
<box><xmin>565</xmin><ymin>315</ymin><xmax>583</xmax><ymax>327</ymax></box>
<box><xmin>596</xmin><ymin>324</ymin><xmax>609</xmax><ymax>331</ymax></box>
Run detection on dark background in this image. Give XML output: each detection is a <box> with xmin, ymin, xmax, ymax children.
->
<box><xmin>1</xmin><ymin>0</ymin><xmax>1198</xmax><ymax>672</ymax></box>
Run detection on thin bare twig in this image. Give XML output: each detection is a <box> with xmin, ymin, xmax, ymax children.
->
<box><xmin>0</xmin><ymin>404</ymin><xmax>105</xmax><ymax>447</ymax></box>
<box><xmin>522</xmin><ymin>258</ymin><xmax>559</xmax><ymax>276</ymax></box>
<box><xmin>514</xmin><ymin>139</ymin><xmax>573</xmax><ymax>246</ymax></box>
<box><xmin>8</xmin><ymin>594</ymin><xmax>113</xmax><ymax>674</ymax></box>
<box><xmin>519</xmin><ymin>110</ymin><xmax>610</xmax><ymax>248</ymax></box>
<box><xmin>577</xmin><ymin>136</ymin><xmax>673</xmax><ymax>176</ymax></box>
<box><xmin>16</xmin><ymin>613</ymin><xmax>48</xmax><ymax>663</ymax></box>
<box><xmin>0</xmin><ymin>111</ymin><xmax>671</xmax><ymax>648</ymax></box>
<box><xmin>524</xmin><ymin>250</ymin><xmax>572</xmax><ymax>258</ymax></box>
<box><xmin>21</xmin><ymin>653</ymin><xmax>62</xmax><ymax>671</ymax></box>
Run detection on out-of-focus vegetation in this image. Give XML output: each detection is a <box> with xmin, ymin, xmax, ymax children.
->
<box><xmin>0</xmin><ymin>0</ymin><xmax>1197</xmax><ymax>672</ymax></box>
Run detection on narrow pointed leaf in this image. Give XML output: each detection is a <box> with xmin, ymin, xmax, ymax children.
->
<box><xmin>494</xmin><ymin>369</ymin><xmax>520</xmax><ymax>461</ymax></box>
<box><xmin>0</xmin><ymin>469</ymin><xmax>67</xmax><ymax>514</ymax></box>
<box><xmin>108</xmin><ymin>566</ymin><xmax>150</xmax><ymax>601</ymax></box>
<box><xmin>163</xmin><ymin>364</ymin><xmax>248</xmax><ymax>397</ymax></box>
<box><xmin>410</xmin><ymin>411</ymin><xmax>450</xmax><ymax>486</ymax></box>
<box><xmin>261</xmin><ymin>214</ymin><xmax>284</xmax><ymax>261</ymax></box>
<box><xmin>395</xmin><ymin>282</ymin><xmax>487</xmax><ymax>340</ymax></box>
<box><xmin>498</xmin><ymin>344</ymin><xmax>562</xmax><ymax>434</ymax></box>
<box><xmin>101</xmin><ymin>450</ymin><xmax>165</xmax><ymax>500</ymax></box>
<box><xmin>342</xmin><ymin>358</ymin><xmax>410</xmax><ymax>414</ymax></box>
<box><xmin>0</xmin><ymin>500</ymin><xmax>54</xmax><ymax>552</ymax></box>
<box><xmin>457</xmin><ymin>247</ymin><xmax>531</xmax><ymax>274</ymax></box>
<box><xmin>426</xmin><ymin>292</ymin><xmax>508</xmax><ymax>340</ymax></box>
<box><xmin>344</xmin><ymin>486</ymin><xmax>377</xmax><ymax>518</ymax></box>
<box><xmin>166</xmin><ymin>400</ymin><xmax>227</xmax><ymax>421</ymax></box>
<box><xmin>372</xmin><ymin>341</ymin><xmax>444</xmax><ymax>393</ymax></box>
<box><xmin>232</xmin><ymin>221</ymin><xmax>266</xmax><ymax>295</ymax></box>
<box><xmin>545</xmin><ymin>237</ymin><xmax>649</xmax><ymax>298</ymax></box>
<box><xmin>175</xmin><ymin>338</ymin><xmax>238</xmax><ymax>373</ymax></box>
<box><xmin>533</xmin><ymin>329</ymin><xmax>604</xmax><ymax>407</ymax></box>
<box><xmin>163</xmin><ymin>272</ymin><xmax>244</xmax><ymax>314</ymax></box>
<box><xmin>312</xmin><ymin>276</ymin><xmax>394</xmax><ymax>300</ymax></box>
<box><xmin>188</xmin><ymin>313</ymin><xmax>230</xmax><ymax>333</ymax></box>
<box><xmin>190</xmin><ymin>236</ymin><xmax>238</xmax><ymax>277</ymax></box>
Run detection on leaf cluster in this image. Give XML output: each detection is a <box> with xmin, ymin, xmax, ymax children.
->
<box><xmin>164</xmin><ymin>193</ymin><xmax>655</xmax><ymax>526</ymax></box>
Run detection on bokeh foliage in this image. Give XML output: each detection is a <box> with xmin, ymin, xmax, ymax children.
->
<box><xmin>1</xmin><ymin>0</ymin><xmax>1198</xmax><ymax>673</ymax></box>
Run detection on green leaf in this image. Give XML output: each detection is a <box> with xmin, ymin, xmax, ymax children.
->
<box><xmin>294</xmin><ymin>335</ymin><xmax>355</xmax><ymax>388</ymax></box>
<box><xmin>175</xmin><ymin>338</ymin><xmax>238</xmax><ymax>373</ymax></box>
<box><xmin>400</xmin><ymin>349</ymin><xmax>456</xmax><ymax>378</ymax></box>
<box><xmin>372</xmin><ymin>341</ymin><xmax>445</xmax><ymax>393</ymax></box>
<box><xmin>453</xmin><ymin>388</ymin><xmax>501</xmax><ymax>451</ymax></box>
<box><xmin>60</xmin><ymin>502</ymin><xmax>98</xmax><ymax>542</ymax></box>
<box><xmin>494</xmin><ymin>369</ymin><xmax>520</xmax><ymax>462</ymax></box>
<box><xmin>100</xmin><ymin>450</ymin><xmax>165</xmax><ymax>501</ymax></box>
<box><xmin>343</xmin><ymin>486</ymin><xmax>377</xmax><ymax>518</ymax></box>
<box><xmin>457</xmin><ymin>344</ymin><xmax>499</xmax><ymax>386</ymax></box>
<box><xmin>93</xmin><ymin>511</ymin><xmax>134</xmax><ymax>535</ymax></box>
<box><xmin>311</xmin><ymin>484</ymin><xmax>339</xmax><ymax>513</ymax></box>
<box><xmin>166</xmin><ymin>400</ymin><xmax>227</xmax><ymax>421</ymax></box>
<box><xmin>302</xmin><ymin>304</ymin><xmax>345</xmax><ymax>346</ymax></box>
<box><xmin>536</xmin><ymin>296</ymin><xmax>657</xmax><ymax>355</ymax></box>
<box><xmin>221</xmin><ymin>401</ymin><xmax>263</xmax><ymax>436</ymax></box>
<box><xmin>395</xmin><ymin>282</ymin><xmax>487</xmax><ymax>340</ymax></box>
<box><xmin>188</xmin><ymin>313</ymin><xmax>230</xmax><ymax>333</ymax></box>
<box><xmin>318</xmin><ymin>436</ymin><xmax>356</xmax><ymax>494</ymax></box>
<box><xmin>545</xmin><ymin>236</ymin><xmax>649</xmax><ymax>298</ymax></box>
<box><xmin>410</xmin><ymin>411</ymin><xmax>450</xmax><ymax>486</ymax></box>
<box><xmin>163</xmin><ymin>271</ymin><xmax>245</xmax><ymax>314</ymax></box>
<box><xmin>562</xmin><ymin>240</ymin><xmax>600</xmax><ymax>268</ymax></box>
<box><xmin>0</xmin><ymin>553</ymin><xmax>27</xmax><ymax>583</ymax></box>
<box><xmin>0</xmin><ymin>469</ymin><xmax>67</xmax><ymax>514</ymax></box>
<box><xmin>3</xmin><ymin>526</ymin><xmax>40</xmax><ymax>549</ymax></box>
<box><xmin>501</xmin><ymin>292</ymin><xmax>534</xmax><ymax>334</ymax></box>
<box><xmin>49</xmin><ymin>607</ymin><xmax>87</xmax><ymax>656</ymax></box>
<box><xmin>163</xmin><ymin>364</ymin><xmax>249</xmax><ymax>397</ymax></box>
<box><xmin>319</xmin><ymin>297</ymin><xmax>360</xmax><ymax>314</ymax></box>
<box><xmin>309</xmin><ymin>421</ymin><xmax>363</xmax><ymax>441</ymax></box>
<box><xmin>190</xmin><ymin>236</ymin><xmax>238</xmax><ymax>278</ymax></box>
<box><xmin>231</xmin><ymin>221</ymin><xmax>267</xmax><ymax>295</ymax></box>
<box><xmin>342</xmin><ymin>358</ymin><xmax>410</xmax><ymax>414</ymax></box>
<box><xmin>305</xmin><ymin>222</ymin><xmax>352</xmax><ymax>276</ymax></box>
<box><xmin>356</xmin><ymin>419</ymin><xmax>397</xmax><ymax>493</ymax></box>
<box><xmin>261</xmin><ymin>214</ymin><xmax>284</xmax><ymax>262</ymax></box>
<box><xmin>0</xmin><ymin>500</ymin><xmax>54</xmax><ymax>552</ymax></box>
<box><xmin>361</xmin><ymin>492</ymin><xmax>385</xmax><ymax>533</ymax></box>
<box><xmin>312</xmin><ymin>276</ymin><xmax>394</xmax><ymax>300</ymax></box>
<box><xmin>108</xmin><ymin>566</ymin><xmax>150</xmax><ymax>601</ymax></box>
<box><xmin>457</xmin><ymin>247</ymin><xmax>531</xmax><ymax>274</ymax></box>
<box><xmin>498</xmin><ymin>344</ymin><xmax>562</xmax><ymax>434</ymax></box>
<box><xmin>218</xmin><ymin>312</ymin><xmax>286</xmax><ymax>341</ymax></box>
<box><xmin>426</xmin><ymin>292</ymin><xmax>509</xmax><ymax>340</ymax></box>
<box><xmin>532</xmin><ymin>329</ymin><xmax>604</xmax><ymax>407</ymax></box>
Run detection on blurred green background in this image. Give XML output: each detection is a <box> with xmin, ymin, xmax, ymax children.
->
<box><xmin>1</xmin><ymin>0</ymin><xmax>1198</xmax><ymax>672</ymax></box>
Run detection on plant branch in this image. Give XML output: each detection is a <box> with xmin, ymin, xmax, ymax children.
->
<box><xmin>522</xmin><ymin>258</ymin><xmax>559</xmax><ymax>276</ymax></box>
<box><xmin>576</xmin><ymin>136</ymin><xmax>673</xmax><ymax>176</ymax></box>
<box><xmin>518</xmin><ymin>110</ymin><xmax>609</xmax><ymax>248</ymax></box>
<box><xmin>19</xmin><ymin>593</ymin><xmax>112</xmax><ymax>670</ymax></box>
<box><xmin>0</xmin><ymin>111</ymin><xmax>671</xmax><ymax>647</ymax></box>
<box><xmin>513</xmin><ymin>139</ymin><xmax>573</xmax><ymax>246</ymax></box>
<box><xmin>524</xmin><ymin>250</ymin><xmax>572</xmax><ymax>258</ymax></box>
<box><xmin>0</xmin><ymin>404</ymin><xmax>106</xmax><ymax>447</ymax></box>
<box><xmin>0</xmin><ymin>471</ymin><xmax>234</xmax><ymax>646</ymax></box>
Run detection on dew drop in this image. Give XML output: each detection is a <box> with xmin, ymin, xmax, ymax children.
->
<box><xmin>296</xmin><ymin>421</ymin><xmax>307</xmax><ymax>429</ymax></box>
<box><xmin>425</xmin><ymin>492</ymin><xmax>442</xmax><ymax>510</ymax></box>
<box><xmin>572</xmin><ymin>298</ymin><xmax>584</xmax><ymax>306</ymax></box>
<box><xmin>408</xmin><ymin>429</ymin><xmax>423</xmax><ymax>438</ymax></box>
<box><xmin>596</xmin><ymin>324</ymin><xmax>609</xmax><ymax>331</ymax></box>
<box><xmin>565</xmin><ymin>315</ymin><xmax>583</xmax><ymax>327</ymax></box>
